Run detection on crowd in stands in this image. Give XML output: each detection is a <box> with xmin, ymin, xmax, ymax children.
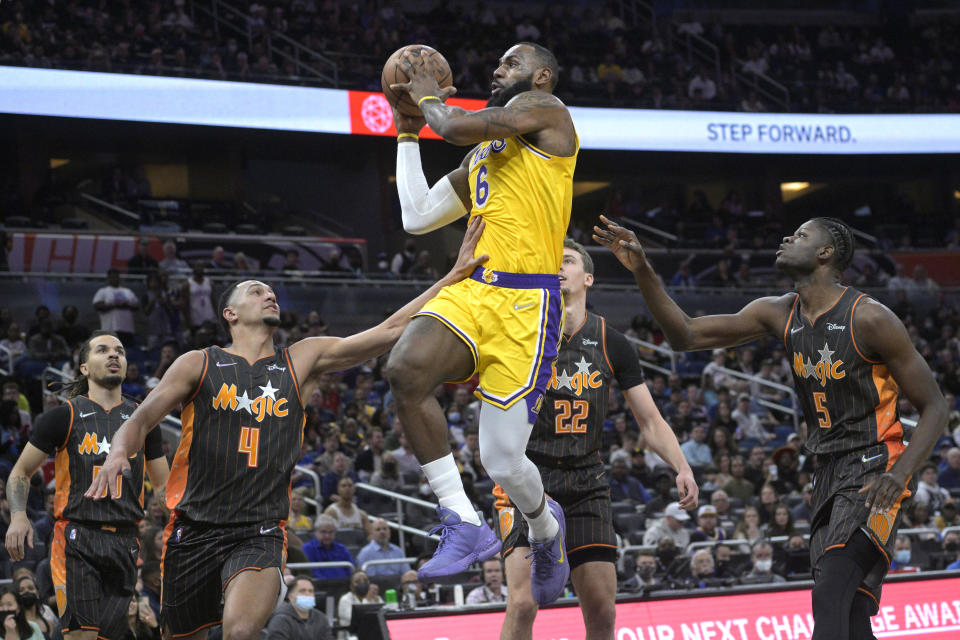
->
<box><xmin>0</xmin><ymin>251</ymin><xmax>959</xmax><ymax>636</ymax></box>
<box><xmin>2</xmin><ymin>1</ymin><xmax>958</xmax><ymax>114</ymax></box>
<box><xmin>582</xmin><ymin>185</ymin><xmax>960</xmax><ymax>257</ymax></box>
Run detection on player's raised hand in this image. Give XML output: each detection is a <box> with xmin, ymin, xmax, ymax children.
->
<box><xmin>5</xmin><ymin>512</ymin><xmax>34</xmax><ymax>562</ymax></box>
<box><xmin>443</xmin><ymin>217</ymin><xmax>489</xmax><ymax>284</ymax></box>
<box><xmin>858</xmin><ymin>470</ymin><xmax>907</xmax><ymax>515</ymax></box>
<box><xmin>84</xmin><ymin>449</ymin><xmax>129</xmax><ymax>500</ymax></box>
<box><xmin>390</xmin><ymin>51</ymin><xmax>457</xmax><ymax>105</ymax></box>
<box><xmin>392</xmin><ymin>106</ymin><xmax>426</xmax><ymax>136</ymax></box>
<box><xmin>675</xmin><ymin>469</ymin><xmax>699</xmax><ymax>511</ymax></box>
<box><xmin>593</xmin><ymin>215</ymin><xmax>649</xmax><ymax>273</ymax></box>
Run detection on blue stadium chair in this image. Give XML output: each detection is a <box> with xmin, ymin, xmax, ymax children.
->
<box><xmin>13</xmin><ymin>357</ymin><xmax>47</xmax><ymax>380</ymax></box>
<box><xmin>774</xmin><ymin>425</ymin><xmax>795</xmax><ymax>440</ymax></box>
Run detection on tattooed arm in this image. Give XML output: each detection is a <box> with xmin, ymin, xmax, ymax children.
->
<box><xmin>419</xmin><ymin>91</ymin><xmax>570</xmax><ymax>147</ymax></box>
<box><xmin>5</xmin><ymin>444</ymin><xmax>49</xmax><ymax>561</ymax></box>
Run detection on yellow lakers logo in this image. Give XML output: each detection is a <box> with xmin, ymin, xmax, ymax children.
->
<box><xmin>212</xmin><ymin>382</ymin><xmax>289</xmax><ymax>423</ymax></box>
<box><xmin>547</xmin><ymin>358</ymin><xmax>602</xmax><ymax>396</ymax></box>
<box><xmin>498</xmin><ymin>507</ymin><xmax>515</xmax><ymax>542</ymax></box>
<box><xmin>793</xmin><ymin>341</ymin><xmax>845</xmax><ymax>388</ymax></box>
<box><xmin>481</xmin><ymin>268</ymin><xmax>498</xmax><ymax>284</ymax></box>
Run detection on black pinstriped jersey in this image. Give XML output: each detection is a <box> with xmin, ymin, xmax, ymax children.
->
<box><xmin>30</xmin><ymin>396</ymin><xmax>163</xmax><ymax>524</ymax></box>
<box><xmin>526</xmin><ymin>312</ymin><xmax>645</xmax><ymax>465</ymax></box>
<box><xmin>167</xmin><ymin>346</ymin><xmax>305</xmax><ymax>524</ymax></box>
<box><xmin>784</xmin><ymin>287</ymin><xmax>904</xmax><ymax>455</ymax></box>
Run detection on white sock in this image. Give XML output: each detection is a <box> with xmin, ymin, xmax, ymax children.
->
<box><xmin>525</xmin><ymin>498</ymin><xmax>559</xmax><ymax>543</ymax></box>
<box><xmin>421</xmin><ymin>454</ymin><xmax>480</xmax><ymax>526</ymax></box>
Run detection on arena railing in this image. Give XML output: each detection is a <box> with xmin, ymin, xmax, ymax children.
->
<box><xmin>898</xmin><ymin>527</ymin><xmax>942</xmax><ymax>538</ymax></box>
<box><xmin>713</xmin><ymin>365</ymin><xmax>801</xmax><ymax>431</ymax></box>
<box><xmin>294</xmin><ymin>465</ymin><xmax>323</xmax><ymax>507</ymax></box>
<box><xmin>360</xmin><ymin>558</ymin><xmax>419</xmax><ymax>574</ymax></box>
<box><xmin>625</xmin><ymin>335</ymin><xmax>678</xmax><ymax>376</ymax></box>
<box><xmin>287</xmin><ymin>561</ymin><xmax>356</xmax><ymax>573</ymax></box>
<box><xmin>618</xmin><ymin>216</ymin><xmax>680</xmax><ymax>248</ymax></box>
<box><xmin>194</xmin><ymin>0</ymin><xmax>338</xmax><ymax>85</ymax></box>
<box><xmin>355</xmin><ymin>482</ymin><xmax>442</xmax><ymax>550</ymax></box>
<box><xmin>622</xmin><ymin>336</ymin><xmax>802</xmax><ymax>431</ymax></box>
<box><xmin>79</xmin><ymin>192</ymin><xmax>141</xmax><ymax>225</ymax></box>
<box><xmin>0</xmin><ymin>343</ymin><xmax>12</xmax><ymax>376</ymax></box>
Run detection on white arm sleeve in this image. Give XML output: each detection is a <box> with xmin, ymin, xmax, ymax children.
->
<box><xmin>396</xmin><ymin>141</ymin><xmax>468</xmax><ymax>235</ymax></box>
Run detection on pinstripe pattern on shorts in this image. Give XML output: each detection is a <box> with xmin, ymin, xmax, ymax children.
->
<box><xmin>55</xmin><ymin>521</ymin><xmax>139</xmax><ymax>640</ymax></box>
<box><xmin>809</xmin><ymin>443</ymin><xmax>912</xmax><ymax>603</ymax></box>
<box><xmin>160</xmin><ymin>514</ymin><xmax>285</xmax><ymax>637</ymax></box>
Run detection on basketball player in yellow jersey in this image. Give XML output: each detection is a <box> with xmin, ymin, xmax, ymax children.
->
<box><xmin>386</xmin><ymin>43</ymin><xmax>578</xmax><ymax>605</ymax></box>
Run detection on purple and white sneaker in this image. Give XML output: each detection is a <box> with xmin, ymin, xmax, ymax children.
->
<box><xmin>527</xmin><ymin>498</ymin><xmax>569</xmax><ymax>606</ymax></box>
<box><xmin>417</xmin><ymin>507</ymin><xmax>501</xmax><ymax>582</ymax></box>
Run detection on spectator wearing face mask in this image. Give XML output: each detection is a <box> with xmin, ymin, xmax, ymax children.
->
<box><xmin>631</xmin><ymin>551</ymin><xmax>661</xmax><ymax>589</ymax></box>
<box><xmin>398</xmin><ymin>570</ymin><xmax>431</xmax><ymax>608</ymax></box>
<box><xmin>890</xmin><ymin>536</ymin><xmax>922</xmax><ymax>573</ymax></box>
<box><xmin>740</xmin><ymin>541</ymin><xmax>784</xmax><ymax>584</ymax></box>
<box><xmin>337</xmin><ymin>571</ymin><xmax>382</xmax><ymax>629</ymax></box>
<box><xmin>0</xmin><ymin>590</ymin><xmax>43</xmax><ymax>640</ymax></box>
<box><xmin>12</xmin><ymin>576</ymin><xmax>56</xmax><ymax>639</ymax></box>
<box><xmin>266</xmin><ymin>577</ymin><xmax>333</xmax><ymax>640</ymax></box>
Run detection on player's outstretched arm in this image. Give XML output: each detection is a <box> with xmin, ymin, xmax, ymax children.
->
<box><xmin>624</xmin><ymin>384</ymin><xmax>699</xmax><ymax>511</ymax></box>
<box><xmin>5</xmin><ymin>445</ymin><xmax>48</xmax><ymax>561</ymax></box>
<box><xmin>594</xmin><ymin>215</ymin><xmax>787</xmax><ymax>351</ymax></box>
<box><xmin>290</xmin><ymin>217</ymin><xmax>488</xmax><ymax>376</ymax></box>
<box><xmin>855</xmin><ymin>301</ymin><xmax>949</xmax><ymax>513</ymax></box>
<box><xmin>85</xmin><ymin>350</ymin><xmax>204</xmax><ymax>500</ymax></box>
<box><xmin>393</xmin><ymin>108</ymin><xmax>473</xmax><ymax>235</ymax></box>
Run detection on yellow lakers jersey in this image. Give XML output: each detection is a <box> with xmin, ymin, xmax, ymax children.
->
<box><xmin>467</xmin><ymin>134</ymin><xmax>578</xmax><ymax>274</ymax></box>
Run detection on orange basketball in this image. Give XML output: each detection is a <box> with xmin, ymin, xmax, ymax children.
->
<box><xmin>381</xmin><ymin>45</ymin><xmax>453</xmax><ymax>116</ymax></box>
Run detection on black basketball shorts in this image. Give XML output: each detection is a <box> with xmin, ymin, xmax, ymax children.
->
<box><xmin>809</xmin><ymin>441</ymin><xmax>911</xmax><ymax>607</ymax></box>
<box><xmin>160</xmin><ymin>512</ymin><xmax>286</xmax><ymax>638</ymax></box>
<box><xmin>52</xmin><ymin>520</ymin><xmax>140</xmax><ymax>640</ymax></box>
<box><xmin>494</xmin><ymin>461</ymin><xmax>617</xmax><ymax>569</ymax></box>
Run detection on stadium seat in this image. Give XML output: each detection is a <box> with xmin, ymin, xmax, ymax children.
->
<box><xmin>335</xmin><ymin>527</ymin><xmax>367</xmax><ymax>549</ymax></box>
<box><xmin>202</xmin><ymin>222</ymin><xmax>228</xmax><ymax>234</ymax></box>
<box><xmin>774</xmin><ymin>425</ymin><xmax>795</xmax><ymax>440</ymax></box>
<box><xmin>611</xmin><ymin>501</ymin><xmax>636</xmax><ymax>517</ymax></box>
<box><xmin>614</xmin><ymin>512</ymin><xmax>644</xmax><ymax>535</ymax></box>
<box><xmin>627</xmin><ymin>530</ymin><xmax>647</xmax><ymax>545</ymax></box>
<box><xmin>61</xmin><ymin>217</ymin><xmax>88</xmax><ymax>230</ymax></box>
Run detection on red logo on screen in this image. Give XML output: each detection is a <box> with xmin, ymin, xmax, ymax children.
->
<box><xmin>348</xmin><ymin>91</ymin><xmax>486</xmax><ymax>138</ymax></box>
<box><xmin>360</xmin><ymin>94</ymin><xmax>393</xmax><ymax>133</ymax></box>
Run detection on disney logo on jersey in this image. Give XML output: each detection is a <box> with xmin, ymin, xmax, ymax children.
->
<box><xmin>470</xmin><ymin>139</ymin><xmax>507</xmax><ymax>169</ymax></box>
<box><xmin>78</xmin><ymin>433</ymin><xmax>111</xmax><ymax>455</ymax></box>
<box><xmin>548</xmin><ymin>356</ymin><xmax>602</xmax><ymax>396</ymax></box>
<box><xmin>212</xmin><ymin>380</ymin><xmax>289</xmax><ymax>422</ymax></box>
<box><xmin>793</xmin><ymin>341</ymin><xmax>845</xmax><ymax>388</ymax></box>
<box><xmin>827</xmin><ymin>323</ymin><xmax>846</xmax><ymax>331</ymax></box>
